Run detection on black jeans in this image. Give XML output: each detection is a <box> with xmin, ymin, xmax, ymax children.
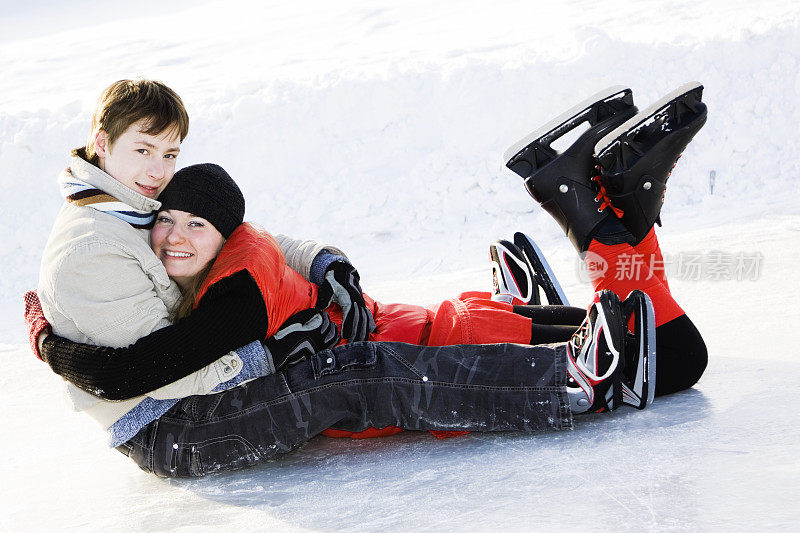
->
<box><xmin>118</xmin><ymin>341</ymin><xmax>572</xmax><ymax>478</ymax></box>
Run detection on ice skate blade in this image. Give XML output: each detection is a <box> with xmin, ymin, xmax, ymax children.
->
<box><xmin>513</xmin><ymin>232</ymin><xmax>570</xmax><ymax>306</ymax></box>
<box><xmin>594</xmin><ymin>81</ymin><xmax>704</xmax><ymax>158</ymax></box>
<box><xmin>503</xmin><ymin>85</ymin><xmax>631</xmax><ymax>165</ymax></box>
<box><xmin>643</xmin><ymin>292</ymin><xmax>656</xmax><ymax>407</ymax></box>
<box><xmin>620</xmin><ymin>291</ymin><xmax>656</xmax><ymax>409</ymax></box>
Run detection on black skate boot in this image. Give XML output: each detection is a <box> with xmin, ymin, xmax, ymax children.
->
<box><xmin>594</xmin><ymin>82</ymin><xmax>708</xmax><ymax>243</ymax></box>
<box><xmin>490</xmin><ymin>239</ymin><xmax>539</xmax><ymax>304</ymax></box>
<box><xmin>504</xmin><ymin>87</ymin><xmax>639</xmax><ymax>253</ymax></box>
<box><xmin>566</xmin><ymin>290</ymin><xmax>656</xmax><ymax>413</ymax></box>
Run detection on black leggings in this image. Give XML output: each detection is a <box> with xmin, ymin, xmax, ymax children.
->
<box><xmin>513</xmin><ymin>304</ymin><xmax>585</xmax><ymax>343</ymax></box>
<box><xmin>513</xmin><ymin>305</ymin><xmax>707</xmax><ymax>397</ymax></box>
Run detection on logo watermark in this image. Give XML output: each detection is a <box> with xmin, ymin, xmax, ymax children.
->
<box><xmin>577</xmin><ymin>251</ymin><xmax>764</xmax><ymax>283</ymax></box>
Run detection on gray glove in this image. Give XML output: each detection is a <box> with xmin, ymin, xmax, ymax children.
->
<box><xmin>315</xmin><ymin>261</ymin><xmax>376</xmax><ymax>342</ymax></box>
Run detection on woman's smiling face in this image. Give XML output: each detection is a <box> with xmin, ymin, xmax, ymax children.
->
<box><xmin>150</xmin><ymin>209</ymin><xmax>226</xmax><ymax>289</ymax></box>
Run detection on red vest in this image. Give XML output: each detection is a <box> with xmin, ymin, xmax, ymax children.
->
<box><xmin>197</xmin><ymin>223</ymin><xmax>319</xmax><ymax>338</ymax></box>
<box><xmin>198</xmin><ymin>222</ymin><xmax>435</xmax><ymax>344</ymax></box>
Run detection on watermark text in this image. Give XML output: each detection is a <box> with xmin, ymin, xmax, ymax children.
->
<box><xmin>577</xmin><ymin>251</ymin><xmax>763</xmax><ymax>283</ymax></box>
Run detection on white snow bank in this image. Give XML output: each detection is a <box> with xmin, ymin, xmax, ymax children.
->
<box><xmin>3</xmin><ymin>11</ymin><xmax>800</xmax><ymax>337</ymax></box>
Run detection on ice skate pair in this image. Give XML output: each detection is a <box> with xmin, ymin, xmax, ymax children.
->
<box><xmin>504</xmin><ymin>82</ymin><xmax>707</xmax><ymax>252</ymax></box>
<box><xmin>566</xmin><ymin>289</ymin><xmax>656</xmax><ymax>413</ymax></box>
<box><xmin>488</xmin><ymin>235</ymin><xmax>655</xmax><ymax>413</ymax></box>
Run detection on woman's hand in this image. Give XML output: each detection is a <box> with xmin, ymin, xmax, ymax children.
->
<box><xmin>315</xmin><ymin>262</ymin><xmax>376</xmax><ymax>342</ymax></box>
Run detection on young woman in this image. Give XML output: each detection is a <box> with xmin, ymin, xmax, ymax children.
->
<box><xmin>32</xmin><ymin>85</ymin><xmax>707</xmax><ymax>477</ymax></box>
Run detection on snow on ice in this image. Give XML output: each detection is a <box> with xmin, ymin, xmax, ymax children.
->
<box><xmin>1</xmin><ymin>0</ymin><xmax>799</xmax><ymax>531</ymax></box>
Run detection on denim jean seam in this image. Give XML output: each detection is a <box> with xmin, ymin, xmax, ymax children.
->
<box><xmin>169</xmin><ymin>435</ymin><xmax>261</xmax><ymax>467</ymax></box>
<box><xmin>164</xmin><ymin>435</ymin><xmax>265</xmax><ymax>477</ymax></box>
<box><xmin>553</xmin><ymin>344</ymin><xmax>568</xmax><ymax>386</ymax></box>
<box><xmin>558</xmin><ymin>391</ymin><xmax>573</xmax><ymax>428</ymax></box>
<box><xmin>279</xmin><ymin>372</ymin><xmax>291</xmax><ymax>394</ymax></box>
<box><xmin>193</xmin><ymin>397</ymin><xmax>204</xmax><ymax>420</ymax></box>
<box><xmin>551</xmin><ymin>344</ymin><xmax>573</xmax><ymax>426</ymax></box>
<box><xmin>115</xmin><ymin>441</ymin><xmax>133</xmax><ymax>457</ymax></box>
<box><xmin>199</xmin><ymin>395</ymin><xmax>225</xmax><ymax>421</ymax></box>
<box><xmin>146</xmin><ymin>419</ymin><xmax>159</xmax><ymax>474</ymax></box>
<box><xmin>193</xmin><ymin>448</ymin><xmax>204</xmax><ymax>477</ymax></box>
<box><xmin>196</xmin><ymin>434</ymin><xmax>260</xmax><ymax>456</ymax></box>
<box><xmin>378</xmin><ymin>343</ymin><xmax>426</xmax><ymax>378</ymax></box>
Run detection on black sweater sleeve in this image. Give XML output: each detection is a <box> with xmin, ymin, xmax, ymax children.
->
<box><xmin>40</xmin><ymin>269</ymin><xmax>269</xmax><ymax>401</ymax></box>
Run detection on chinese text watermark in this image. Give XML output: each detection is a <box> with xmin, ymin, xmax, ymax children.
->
<box><xmin>577</xmin><ymin>251</ymin><xmax>764</xmax><ymax>283</ymax></box>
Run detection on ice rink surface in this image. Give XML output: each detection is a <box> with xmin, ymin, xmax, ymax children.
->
<box><xmin>1</xmin><ymin>0</ymin><xmax>799</xmax><ymax>530</ymax></box>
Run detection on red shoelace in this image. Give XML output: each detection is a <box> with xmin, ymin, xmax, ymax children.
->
<box><xmin>591</xmin><ymin>154</ymin><xmax>682</xmax><ymax>218</ymax></box>
<box><xmin>591</xmin><ymin>165</ymin><xmax>624</xmax><ymax>217</ymax></box>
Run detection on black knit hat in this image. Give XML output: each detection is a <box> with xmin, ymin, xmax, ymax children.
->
<box><xmin>158</xmin><ymin>163</ymin><xmax>245</xmax><ymax>239</ymax></box>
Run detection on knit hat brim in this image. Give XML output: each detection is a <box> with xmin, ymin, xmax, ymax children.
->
<box><xmin>158</xmin><ymin>163</ymin><xmax>245</xmax><ymax>239</ymax></box>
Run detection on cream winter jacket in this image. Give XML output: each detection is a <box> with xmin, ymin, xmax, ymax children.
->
<box><xmin>38</xmin><ymin>154</ymin><xmax>344</xmax><ymax>429</ymax></box>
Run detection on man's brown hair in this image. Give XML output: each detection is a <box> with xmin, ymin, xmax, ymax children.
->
<box><xmin>83</xmin><ymin>79</ymin><xmax>189</xmax><ymax>165</ymax></box>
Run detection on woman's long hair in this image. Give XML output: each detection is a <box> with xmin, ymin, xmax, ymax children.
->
<box><xmin>171</xmin><ymin>261</ymin><xmax>216</xmax><ymax>322</ymax></box>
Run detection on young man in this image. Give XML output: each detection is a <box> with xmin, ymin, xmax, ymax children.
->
<box><xmin>34</xmin><ymin>79</ymin><xmax>363</xmax><ymax>446</ymax></box>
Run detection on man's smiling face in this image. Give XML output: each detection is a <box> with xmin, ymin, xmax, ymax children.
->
<box><xmin>95</xmin><ymin>118</ymin><xmax>181</xmax><ymax>198</ymax></box>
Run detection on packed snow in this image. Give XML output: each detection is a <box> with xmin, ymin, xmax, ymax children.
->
<box><xmin>2</xmin><ymin>0</ymin><xmax>799</xmax><ymax>531</ymax></box>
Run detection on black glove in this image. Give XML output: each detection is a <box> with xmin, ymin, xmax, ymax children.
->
<box><xmin>315</xmin><ymin>261</ymin><xmax>376</xmax><ymax>342</ymax></box>
<box><xmin>264</xmin><ymin>309</ymin><xmax>340</xmax><ymax>371</ymax></box>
